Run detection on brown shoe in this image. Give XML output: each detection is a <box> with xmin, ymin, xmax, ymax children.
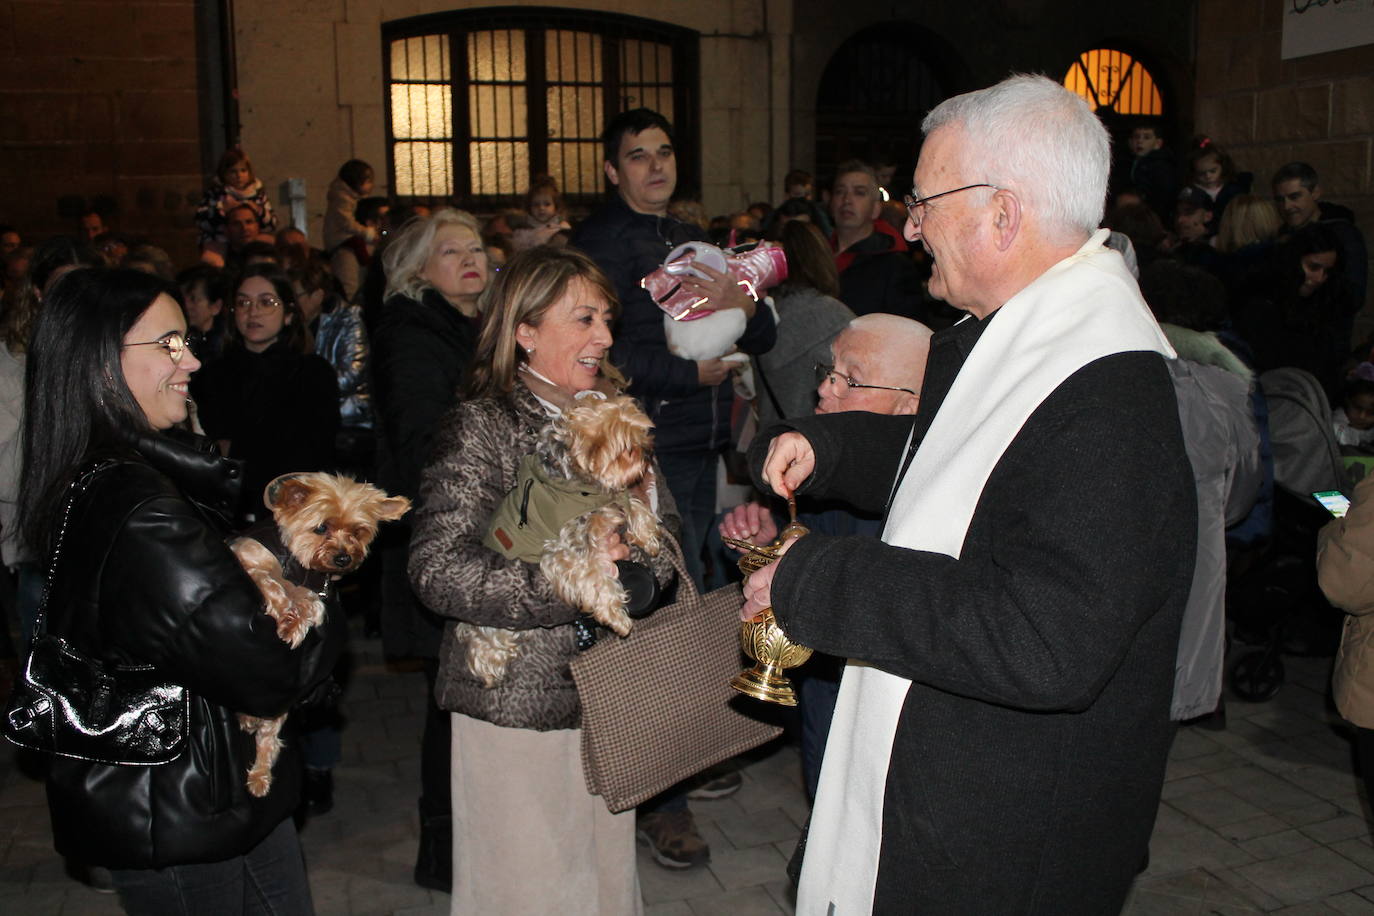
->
<box><xmin>636</xmin><ymin>810</ymin><xmax>710</xmax><ymax>869</ymax></box>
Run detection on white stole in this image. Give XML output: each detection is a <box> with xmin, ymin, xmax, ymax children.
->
<box><xmin>796</xmin><ymin>230</ymin><xmax>1174</xmax><ymax>914</ymax></box>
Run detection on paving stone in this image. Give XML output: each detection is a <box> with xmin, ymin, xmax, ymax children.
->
<box><xmin>1225</xmin><ymin>814</ymin><xmax>1295</xmax><ymax>842</ymax></box>
<box><xmin>1237</xmin><ymin>846</ymin><xmax>1374</xmax><ymax>906</ymax></box>
<box><xmin>763</xmin><ymin>878</ymin><xmax>797</xmax><ymax>915</ymax></box>
<box><xmin>1331</xmin><ymin>838</ymin><xmax>1374</xmax><ymax>873</ymax></box>
<box><xmin>645</xmin><ymin>903</ymin><xmax>695</xmax><ymax>916</ymax></box>
<box><xmin>1206</xmin><ymin>765</ymin><xmax>1324</xmax><ymax>810</ymax></box>
<box><xmin>1146</xmin><ymin>827</ymin><xmax>1255</xmax><ymax>875</ymax></box>
<box><xmin>1171</xmin><ymin>787</ymin><xmax>1268</xmax><ymax>828</ymax></box>
<box><xmin>1163</xmin><ymin>774</ymin><xmax>1218</xmax><ymax>800</ymax></box>
<box><xmin>1237</xmin><ymin>828</ymin><xmax>1320</xmax><ymax>860</ymax></box>
<box><xmin>1328</xmin><ymin>889</ymin><xmax>1374</xmax><ymax>914</ymax></box>
<box><xmin>1304</xmin><ymin>816</ymin><xmax>1374</xmax><ymax>846</ymax></box>
<box><xmin>1120</xmin><ymin>888</ymin><xmax>1207</xmax><ymax>914</ymax></box>
<box><xmin>1277</xmin><ymin>802</ymin><xmax>1348</xmax><ymax>828</ymax></box>
<box><xmin>1136</xmin><ymin>866</ymin><xmax>1269</xmax><ymax>907</ymax></box>
<box><xmin>685</xmin><ymin>885</ymin><xmax>786</xmax><ymax>915</ymax></box>
<box><xmin>637</xmin><ymin>848</ymin><xmax>723</xmax><ymax>905</ymax></box>
<box><xmin>707</xmin><ymin>844</ymin><xmax>789</xmax><ymax>892</ymax></box>
<box><xmin>713</xmin><ymin>807</ymin><xmax>802</xmax><ymax>850</ymax></box>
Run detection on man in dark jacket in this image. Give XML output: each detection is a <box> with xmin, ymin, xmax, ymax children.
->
<box><xmin>1273</xmin><ymin>161</ymin><xmax>1368</xmax><ymax>307</ymax></box>
<box><xmin>571</xmin><ymin>107</ymin><xmax>776</xmax><ymax>872</ymax></box>
<box><xmin>829</xmin><ymin>160</ymin><xmax>927</xmax><ymax>323</ymax></box>
<box><xmin>571</xmin><ymin>108</ymin><xmax>776</xmax><ymax>592</ymax></box>
<box><xmin>743</xmin><ymin>75</ymin><xmax>1195</xmax><ymax>914</ymax></box>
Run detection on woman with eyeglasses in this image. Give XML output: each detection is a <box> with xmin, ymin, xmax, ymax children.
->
<box><xmin>191</xmin><ymin>263</ymin><xmax>340</xmax><ymax>525</ymax></box>
<box><xmin>16</xmin><ymin>268</ymin><xmax>345</xmax><ymax>913</ymax></box>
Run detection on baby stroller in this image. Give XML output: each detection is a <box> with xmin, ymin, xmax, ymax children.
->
<box><xmin>1227</xmin><ymin>367</ymin><xmax>1348</xmax><ymax>702</ymax></box>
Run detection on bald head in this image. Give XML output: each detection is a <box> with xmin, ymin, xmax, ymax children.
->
<box><xmin>819</xmin><ymin>314</ymin><xmax>933</xmax><ymax>416</ymax></box>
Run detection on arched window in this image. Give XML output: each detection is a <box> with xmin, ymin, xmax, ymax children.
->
<box><xmin>384</xmin><ymin>8</ymin><xmax>698</xmax><ymax>206</ymax></box>
<box><xmin>1062</xmin><ymin>49</ymin><xmax>1162</xmax><ymax>117</ymax></box>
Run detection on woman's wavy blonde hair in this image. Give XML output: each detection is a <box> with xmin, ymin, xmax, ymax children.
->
<box><xmin>464</xmin><ymin>246</ymin><xmax>619</xmax><ymax>400</ymax></box>
<box><xmin>382</xmin><ymin>208</ymin><xmax>485</xmax><ymax>302</ymax></box>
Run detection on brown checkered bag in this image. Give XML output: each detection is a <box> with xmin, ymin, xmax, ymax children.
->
<box><xmin>570</xmin><ymin>538</ymin><xmax>783</xmax><ymax>813</ymax></box>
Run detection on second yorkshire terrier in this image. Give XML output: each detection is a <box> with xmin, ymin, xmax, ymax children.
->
<box><xmin>232</xmin><ymin>472</ymin><xmax>410</xmax><ymax>797</ymax></box>
<box><xmin>475</xmin><ymin>393</ymin><xmax>662</xmax><ymax>686</ymax></box>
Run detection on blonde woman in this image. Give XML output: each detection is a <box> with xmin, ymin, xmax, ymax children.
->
<box><xmin>369</xmin><ymin>207</ymin><xmax>492</xmax><ymax>891</ymax></box>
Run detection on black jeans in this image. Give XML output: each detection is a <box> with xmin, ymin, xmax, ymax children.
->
<box><xmin>110</xmin><ymin>819</ymin><xmax>313</xmax><ymax>915</ymax></box>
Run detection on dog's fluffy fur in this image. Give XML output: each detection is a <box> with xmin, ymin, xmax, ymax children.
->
<box><xmin>663</xmin><ymin>308</ymin><xmax>748</xmax><ymax>361</ymax></box>
<box><xmin>232</xmin><ymin>472</ymin><xmax>410</xmax><ymax>797</ymax></box>
<box><xmin>463</xmin><ymin>394</ymin><xmax>661</xmax><ymax>686</ymax></box>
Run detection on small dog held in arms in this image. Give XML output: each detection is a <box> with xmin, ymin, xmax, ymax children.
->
<box><xmin>476</xmin><ymin>392</ymin><xmax>664</xmax><ymax>685</ymax></box>
<box><xmin>231</xmin><ymin>472</ymin><xmax>410</xmax><ymax>797</ymax></box>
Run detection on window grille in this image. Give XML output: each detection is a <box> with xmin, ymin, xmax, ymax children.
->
<box><xmin>384</xmin><ymin>9</ymin><xmax>698</xmax><ymax>207</ymax></box>
<box><xmin>1062</xmin><ymin>49</ymin><xmax>1162</xmax><ymax>117</ymax></box>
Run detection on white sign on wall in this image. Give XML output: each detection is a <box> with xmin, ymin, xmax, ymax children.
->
<box><xmin>1281</xmin><ymin>0</ymin><xmax>1374</xmax><ymax>59</ymax></box>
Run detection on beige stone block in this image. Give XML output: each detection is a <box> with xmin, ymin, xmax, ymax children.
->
<box><xmin>336</xmin><ymin>22</ymin><xmax>383</xmax><ymax>106</ymax></box>
<box><xmin>1274</xmin><ymin>140</ymin><xmax>1370</xmax><ymax>195</ymax></box>
<box><xmin>133</xmin><ymin>2</ymin><xmax>196</xmax><ymax>57</ymax></box>
<box><xmin>1255</xmin><ymin>84</ymin><xmax>1330</xmax><ymax>142</ymax></box>
<box><xmin>345</xmin><ymin>0</ymin><xmax>381</xmax><ymax>23</ymax></box>
<box><xmin>350</xmin><ymin>103</ymin><xmax>389</xmax><ymax>187</ymax></box>
<box><xmin>1333</xmin><ymin>77</ymin><xmax>1374</xmax><ymax>138</ymax></box>
<box><xmin>114</xmin><ymin>140</ymin><xmax>201</xmax><ymax>179</ymax></box>
<box><xmin>699</xmin><ymin>109</ymin><xmax>734</xmax><ymax>188</ymax></box>
<box><xmin>1293</xmin><ymin>43</ymin><xmax>1374</xmax><ymax>81</ymax></box>
<box><xmin>121</xmin><ymin>89</ymin><xmax>200</xmax><ymax>143</ymax></box>
<box><xmin>0</xmin><ymin>92</ymin><xmax>115</xmax><ymax>144</ymax></box>
<box><xmin>237</xmin><ymin>0</ymin><xmax>343</xmax><ymax>21</ymax></box>
<box><xmin>1197</xmin><ymin>0</ymin><xmax>1261</xmax><ymax>38</ymax></box>
<box><xmin>731</xmin><ymin>0</ymin><xmax>763</xmax><ymax>36</ymax></box>
<box><xmin>1195</xmin><ymin>93</ymin><xmax>1256</xmax><ymax>145</ymax></box>
<box><xmin>237</xmin><ymin>18</ymin><xmax>336</xmax><ymax>106</ymax></box>
<box><xmin>11</xmin><ymin>0</ymin><xmax>137</xmax><ymax>57</ymax></box>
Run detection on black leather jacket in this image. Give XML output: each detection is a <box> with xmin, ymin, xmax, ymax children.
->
<box><xmin>43</xmin><ymin>429</ymin><xmax>345</xmax><ymax>868</ymax></box>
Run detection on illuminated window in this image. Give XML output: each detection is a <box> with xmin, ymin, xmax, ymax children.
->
<box><xmin>384</xmin><ymin>11</ymin><xmax>698</xmax><ymax>205</ymax></box>
<box><xmin>1062</xmin><ymin>49</ymin><xmax>1162</xmax><ymax>117</ymax></box>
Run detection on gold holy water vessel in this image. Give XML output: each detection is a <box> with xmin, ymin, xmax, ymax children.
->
<box><xmin>723</xmin><ymin>498</ymin><xmax>814</xmax><ymax>706</ymax></box>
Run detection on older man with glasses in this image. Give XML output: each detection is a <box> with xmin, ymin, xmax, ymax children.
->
<box><xmin>721</xmin><ymin>313</ymin><xmax>930</xmax><ymax>799</ymax></box>
<box><xmin>740</xmin><ymin>75</ymin><xmax>1195</xmax><ymax>914</ymax></box>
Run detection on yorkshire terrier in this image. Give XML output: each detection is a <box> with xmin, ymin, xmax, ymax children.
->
<box><xmin>473</xmin><ymin>393</ymin><xmax>663</xmax><ymax>686</ymax></box>
<box><xmin>231</xmin><ymin>472</ymin><xmax>410</xmax><ymax>797</ymax></box>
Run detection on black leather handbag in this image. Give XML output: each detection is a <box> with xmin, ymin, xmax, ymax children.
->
<box><xmin>2</xmin><ymin>462</ymin><xmax>189</xmax><ymax>764</ymax></box>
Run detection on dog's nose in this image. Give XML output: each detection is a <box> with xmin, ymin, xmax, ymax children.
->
<box><xmin>332</xmin><ymin>553</ymin><xmax>352</xmax><ymax>568</ymax></box>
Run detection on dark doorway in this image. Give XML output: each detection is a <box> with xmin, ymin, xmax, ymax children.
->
<box><xmin>814</xmin><ymin>22</ymin><xmax>962</xmax><ymax>189</ymax></box>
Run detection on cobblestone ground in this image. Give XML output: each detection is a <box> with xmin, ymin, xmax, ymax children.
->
<box><xmin>4</xmin><ymin>628</ymin><xmax>1374</xmax><ymax>914</ymax></box>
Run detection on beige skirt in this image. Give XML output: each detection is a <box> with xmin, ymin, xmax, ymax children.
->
<box><xmin>449</xmin><ymin>713</ymin><xmax>642</xmax><ymax>915</ymax></box>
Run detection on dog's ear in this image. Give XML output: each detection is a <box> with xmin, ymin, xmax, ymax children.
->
<box><xmin>374</xmin><ymin>495</ymin><xmax>411</xmax><ymax>522</ymax></box>
<box><xmin>265</xmin><ymin>474</ymin><xmax>311</xmax><ymax>512</ymax></box>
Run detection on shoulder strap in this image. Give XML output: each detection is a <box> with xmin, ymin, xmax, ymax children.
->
<box><xmin>32</xmin><ymin>459</ymin><xmax>118</xmax><ymax>639</ymax></box>
<box><xmin>752</xmin><ymin>359</ymin><xmax>787</xmax><ymax>421</ymax></box>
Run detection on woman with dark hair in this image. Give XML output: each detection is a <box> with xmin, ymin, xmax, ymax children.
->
<box><xmin>17</xmin><ymin>267</ymin><xmax>343</xmax><ymax>913</ymax></box>
<box><xmin>1231</xmin><ymin>222</ymin><xmax>1359</xmax><ymax>401</ymax></box>
<box><xmin>190</xmin><ymin>263</ymin><xmax>340</xmax><ymax>524</ymax></box>
<box><xmin>409</xmin><ymin>245</ymin><xmax>679</xmax><ymax>914</ymax></box>
<box><xmin>753</xmin><ymin>220</ymin><xmax>856</xmax><ymax>428</ymax></box>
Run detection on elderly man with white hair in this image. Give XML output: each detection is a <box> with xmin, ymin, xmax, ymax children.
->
<box><xmin>742</xmin><ymin>75</ymin><xmax>1196</xmax><ymax>914</ymax></box>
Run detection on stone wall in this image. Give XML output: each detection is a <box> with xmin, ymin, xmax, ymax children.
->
<box><xmin>0</xmin><ymin>0</ymin><xmax>203</xmax><ymax>264</ymax></box>
<box><xmin>232</xmin><ymin>0</ymin><xmax>792</xmax><ymax>241</ymax></box>
<box><xmin>1194</xmin><ymin>0</ymin><xmax>1374</xmax><ymax>313</ymax></box>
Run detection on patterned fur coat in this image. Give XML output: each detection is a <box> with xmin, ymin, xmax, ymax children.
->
<box><xmin>408</xmin><ymin>381</ymin><xmax>680</xmax><ymax>730</ymax></box>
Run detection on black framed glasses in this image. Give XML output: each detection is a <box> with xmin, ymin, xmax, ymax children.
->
<box><xmin>815</xmin><ymin>364</ymin><xmax>917</xmax><ymax>399</ymax></box>
<box><xmin>902</xmin><ymin>183</ymin><xmax>998</xmax><ymax>226</ymax></box>
<box><xmin>122</xmin><ymin>332</ymin><xmax>191</xmax><ymax>364</ymax></box>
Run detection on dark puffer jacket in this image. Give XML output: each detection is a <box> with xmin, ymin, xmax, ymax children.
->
<box><xmin>43</xmin><ymin>430</ymin><xmax>345</xmax><ymax>869</ymax></box>
<box><xmin>408</xmin><ymin>381</ymin><xmax>679</xmax><ymax>730</ymax></box>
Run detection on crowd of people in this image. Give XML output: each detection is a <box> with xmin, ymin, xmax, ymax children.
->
<box><xmin>0</xmin><ymin>71</ymin><xmax>1371</xmax><ymax>915</ymax></box>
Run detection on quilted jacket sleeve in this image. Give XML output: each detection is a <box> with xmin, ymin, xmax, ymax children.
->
<box><xmin>1318</xmin><ymin>474</ymin><xmax>1374</xmax><ymax>616</ymax></box>
<box><xmin>408</xmin><ymin>398</ymin><xmax>579</xmax><ymax>629</ymax></box>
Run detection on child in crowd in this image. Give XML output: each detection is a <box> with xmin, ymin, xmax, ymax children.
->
<box><xmin>1335</xmin><ymin>367</ymin><xmax>1374</xmax><ymax>452</ymax></box>
<box><xmin>512</xmin><ymin>175</ymin><xmax>571</xmax><ymax>250</ymax></box>
<box><xmin>1127</xmin><ymin>123</ymin><xmax>1178</xmax><ymax>224</ymax></box>
<box><xmin>1188</xmin><ymin>139</ymin><xmax>1251</xmax><ymax>223</ymax></box>
<box><xmin>324</xmin><ymin>159</ymin><xmax>376</xmax><ymax>256</ymax></box>
<box><xmin>331</xmin><ymin>196</ymin><xmax>389</xmax><ymax>303</ymax></box>
<box><xmin>196</xmin><ymin>148</ymin><xmax>277</xmax><ymax>261</ymax></box>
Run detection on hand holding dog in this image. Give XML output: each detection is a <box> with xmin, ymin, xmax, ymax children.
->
<box><xmin>679</xmin><ymin>262</ymin><xmax>756</xmax><ymax>318</ymax></box>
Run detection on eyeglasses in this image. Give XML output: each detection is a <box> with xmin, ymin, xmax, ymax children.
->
<box><xmin>232</xmin><ymin>295</ymin><xmax>283</xmax><ymax>312</ymax></box>
<box><xmin>815</xmin><ymin>364</ymin><xmax>917</xmax><ymax>399</ymax></box>
<box><xmin>122</xmin><ymin>332</ymin><xmax>192</xmax><ymax>364</ymax></box>
<box><xmin>902</xmin><ymin>183</ymin><xmax>998</xmax><ymax>226</ymax></box>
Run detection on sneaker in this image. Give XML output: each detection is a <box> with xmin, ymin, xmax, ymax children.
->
<box><xmin>636</xmin><ymin>810</ymin><xmax>710</xmax><ymax>869</ymax></box>
<box><xmin>687</xmin><ymin>766</ymin><xmax>742</xmax><ymax>800</ymax></box>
